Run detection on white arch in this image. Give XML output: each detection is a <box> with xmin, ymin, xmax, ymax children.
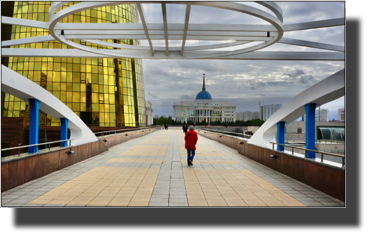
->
<box><xmin>1</xmin><ymin>65</ymin><xmax>98</xmax><ymax>146</ymax></box>
<box><xmin>247</xmin><ymin>69</ymin><xmax>345</xmax><ymax>148</ymax></box>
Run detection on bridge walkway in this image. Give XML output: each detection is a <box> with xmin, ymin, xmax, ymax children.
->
<box><xmin>2</xmin><ymin>128</ymin><xmax>344</xmax><ymax>207</ymax></box>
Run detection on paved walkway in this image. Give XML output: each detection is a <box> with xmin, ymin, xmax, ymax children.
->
<box><xmin>2</xmin><ymin>129</ymin><xmax>344</xmax><ymax>207</ymax></box>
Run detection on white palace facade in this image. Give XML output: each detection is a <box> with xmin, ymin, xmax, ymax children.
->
<box><xmin>173</xmin><ymin>74</ymin><xmax>236</xmax><ymax>124</ymax></box>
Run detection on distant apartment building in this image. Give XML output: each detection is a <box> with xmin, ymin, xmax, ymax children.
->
<box><xmin>338</xmin><ymin>108</ymin><xmax>345</xmax><ymax>121</ymax></box>
<box><xmin>244</xmin><ymin>111</ymin><xmax>252</xmax><ymax>121</ymax></box>
<box><xmin>236</xmin><ymin>111</ymin><xmax>260</xmax><ymax>121</ymax></box>
<box><xmin>252</xmin><ymin>111</ymin><xmax>260</xmax><ymax>119</ymax></box>
<box><xmin>260</xmin><ymin>104</ymin><xmax>282</xmax><ymax>121</ymax></box>
<box><xmin>316</xmin><ymin>109</ymin><xmax>329</xmax><ymax>122</ymax></box>
<box><xmin>301</xmin><ymin>108</ymin><xmax>329</xmax><ymax>122</ymax></box>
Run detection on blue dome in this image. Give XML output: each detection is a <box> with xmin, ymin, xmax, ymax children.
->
<box><xmin>195</xmin><ymin>91</ymin><xmax>212</xmax><ymax>100</ymax></box>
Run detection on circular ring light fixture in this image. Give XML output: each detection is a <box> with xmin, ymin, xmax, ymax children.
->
<box><xmin>48</xmin><ymin>1</ymin><xmax>284</xmax><ymax>59</ymax></box>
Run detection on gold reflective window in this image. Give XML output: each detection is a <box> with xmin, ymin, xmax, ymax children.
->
<box><xmin>73</xmin><ymin>64</ymin><xmax>80</xmax><ymax>72</ymax></box>
<box><xmin>73</xmin><ymin>83</ymin><xmax>79</xmax><ymax>92</ymax></box>
<box><xmin>109</xmin><ymin>95</ymin><xmax>115</xmax><ymax>104</ymax></box>
<box><xmin>92</xmin><ymin>93</ymin><xmax>98</xmax><ymax>103</ymax></box>
<box><xmin>92</xmin><ymin>104</ymin><xmax>99</xmax><ymax>112</ymax></box>
<box><xmin>72</xmin><ymin>103</ymin><xmax>79</xmax><ymax>111</ymax></box>
<box><xmin>67</xmin><ymin>72</ymin><xmax>72</xmax><ymax>82</ymax></box>
<box><xmin>3</xmin><ymin>3</ymin><xmax>145</xmax><ymax>126</ymax></box>
<box><xmin>61</xmin><ymin>72</ymin><xmax>67</xmax><ymax>82</ymax></box>
<box><xmin>61</xmin><ymin>83</ymin><xmax>67</xmax><ymax>91</ymax></box>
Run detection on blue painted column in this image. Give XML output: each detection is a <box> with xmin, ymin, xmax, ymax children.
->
<box><xmin>277</xmin><ymin>121</ymin><xmax>285</xmax><ymax>151</ymax></box>
<box><xmin>28</xmin><ymin>99</ymin><xmax>40</xmax><ymax>154</ymax></box>
<box><xmin>305</xmin><ymin>103</ymin><xmax>316</xmax><ymax>158</ymax></box>
<box><xmin>60</xmin><ymin>118</ymin><xmax>69</xmax><ymax>147</ymax></box>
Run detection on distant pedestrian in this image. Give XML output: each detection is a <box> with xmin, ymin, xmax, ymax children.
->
<box><xmin>183</xmin><ymin>124</ymin><xmax>188</xmax><ymax>134</ymax></box>
<box><xmin>184</xmin><ymin>125</ymin><xmax>198</xmax><ymax>166</ymax></box>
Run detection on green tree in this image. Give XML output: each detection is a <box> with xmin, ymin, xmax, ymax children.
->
<box><xmin>167</xmin><ymin>116</ymin><xmax>173</xmax><ymax>125</ymax></box>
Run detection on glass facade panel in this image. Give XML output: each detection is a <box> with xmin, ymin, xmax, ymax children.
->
<box><xmin>1</xmin><ymin>1</ymin><xmax>146</xmax><ymax>127</ymax></box>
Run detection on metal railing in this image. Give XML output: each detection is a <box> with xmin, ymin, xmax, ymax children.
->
<box><xmin>1</xmin><ymin>139</ymin><xmax>74</xmax><ymax>158</ymax></box>
<box><xmin>200</xmin><ymin>128</ymin><xmax>251</xmax><ymax>139</ymax></box>
<box><xmin>270</xmin><ymin>142</ymin><xmax>345</xmax><ymax>168</ymax></box>
<box><xmin>315</xmin><ymin>139</ymin><xmax>345</xmax><ymax>144</ymax></box>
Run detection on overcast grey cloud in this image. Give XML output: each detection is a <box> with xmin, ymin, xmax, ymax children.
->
<box><xmin>141</xmin><ymin>1</ymin><xmax>345</xmax><ymax>120</ymax></box>
<box><xmin>285</xmin><ymin>69</ymin><xmax>305</xmax><ymax>78</ymax></box>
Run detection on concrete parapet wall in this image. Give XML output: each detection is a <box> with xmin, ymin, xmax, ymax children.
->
<box><xmin>315</xmin><ymin>143</ymin><xmax>345</xmax><ymax>153</ymax></box>
<box><xmin>247</xmin><ymin>126</ymin><xmax>260</xmax><ymax>134</ymax></box>
<box><xmin>285</xmin><ymin>133</ymin><xmax>305</xmax><ymax>142</ymax></box>
<box><xmin>199</xmin><ymin>130</ymin><xmax>244</xmax><ymax>150</ymax></box>
<box><xmin>198</xmin><ymin>129</ymin><xmax>345</xmax><ymax>202</ymax></box>
<box><xmin>1</xmin><ymin>127</ymin><xmax>160</xmax><ymax>192</ymax></box>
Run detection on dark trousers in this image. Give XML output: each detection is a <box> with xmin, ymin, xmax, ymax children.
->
<box><xmin>187</xmin><ymin>149</ymin><xmax>195</xmax><ymax>165</ymax></box>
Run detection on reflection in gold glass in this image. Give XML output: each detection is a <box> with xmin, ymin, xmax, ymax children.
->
<box><xmin>2</xmin><ymin>2</ymin><xmax>145</xmax><ymax>127</ymax></box>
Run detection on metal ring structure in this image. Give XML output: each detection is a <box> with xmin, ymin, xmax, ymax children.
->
<box><xmin>47</xmin><ymin>1</ymin><xmax>284</xmax><ymax>59</ymax></box>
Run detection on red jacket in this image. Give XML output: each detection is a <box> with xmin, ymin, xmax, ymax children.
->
<box><xmin>185</xmin><ymin>130</ymin><xmax>198</xmax><ymax>150</ymax></box>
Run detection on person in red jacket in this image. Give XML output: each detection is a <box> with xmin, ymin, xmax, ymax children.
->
<box><xmin>184</xmin><ymin>125</ymin><xmax>198</xmax><ymax>166</ymax></box>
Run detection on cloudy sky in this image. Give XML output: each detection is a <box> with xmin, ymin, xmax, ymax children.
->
<box><xmin>139</xmin><ymin>1</ymin><xmax>345</xmax><ymax>120</ymax></box>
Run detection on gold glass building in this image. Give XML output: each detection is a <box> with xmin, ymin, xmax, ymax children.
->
<box><xmin>1</xmin><ymin>1</ymin><xmax>146</xmax><ymax>127</ymax></box>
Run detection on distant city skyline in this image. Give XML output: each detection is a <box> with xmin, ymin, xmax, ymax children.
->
<box><xmin>150</xmin><ymin>104</ymin><xmax>344</xmax><ymax>121</ymax></box>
